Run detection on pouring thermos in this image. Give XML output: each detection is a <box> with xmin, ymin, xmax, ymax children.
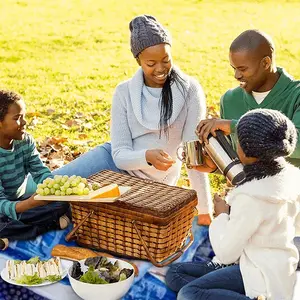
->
<box><xmin>203</xmin><ymin>131</ymin><xmax>245</xmax><ymax>185</ymax></box>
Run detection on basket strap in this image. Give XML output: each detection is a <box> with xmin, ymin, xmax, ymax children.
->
<box><xmin>132</xmin><ymin>220</ymin><xmax>194</xmax><ymax>267</ymax></box>
<box><xmin>65</xmin><ymin>210</ymin><xmax>94</xmax><ymax>242</ymax></box>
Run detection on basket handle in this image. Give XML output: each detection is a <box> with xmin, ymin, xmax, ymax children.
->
<box><xmin>65</xmin><ymin>210</ymin><xmax>94</xmax><ymax>242</ymax></box>
<box><xmin>132</xmin><ymin>220</ymin><xmax>194</xmax><ymax>267</ymax></box>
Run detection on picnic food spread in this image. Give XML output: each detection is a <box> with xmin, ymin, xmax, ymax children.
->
<box><xmin>70</xmin><ymin>257</ymin><xmax>133</xmax><ymax>284</ymax></box>
<box><xmin>6</xmin><ymin>257</ymin><xmax>63</xmax><ymax>285</ymax></box>
<box><xmin>35</xmin><ymin>175</ymin><xmax>120</xmax><ymax>199</ymax></box>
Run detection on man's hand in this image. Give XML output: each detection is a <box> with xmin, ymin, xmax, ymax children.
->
<box><xmin>146</xmin><ymin>149</ymin><xmax>176</xmax><ymax>171</ymax></box>
<box><xmin>196</xmin><ymin>118</ymin><xmax>232</xmax><ymax>144</ymax></box>
<box><xmin>213</xmin><ymin>193</ymin><xmax>230</xmax><ymax>217</ymax></box>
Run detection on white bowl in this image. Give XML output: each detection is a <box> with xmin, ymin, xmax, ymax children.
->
<box><xmin>68</xmin><ymin>258</ymin><xmax>134</xmax><ymax>300</ymax></box>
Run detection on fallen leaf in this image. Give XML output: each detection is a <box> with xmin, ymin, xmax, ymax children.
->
<box><xmin>78</xmin><ymin>133</ymin><xmax>88</xmax><ymax>139</ymax></box>
<box><xmin>74</xmin><ymin>112</ymin><xmax>85</xmax><ymax>118</ymax></box>
<box><xmin>65</xmin><ymin>119</ymin><xmax>82</xmax><ymax>127</ymax></box>
<box><xmin>47</xmin><ymin>108</ymin><xmax>55</xmax><ymax>115</ymax></box>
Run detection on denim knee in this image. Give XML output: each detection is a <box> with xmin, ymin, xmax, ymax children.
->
<box><xmin>165</xmin><ymin>264</ymin><xmax>186</xmax><ymax>292</ymax></box>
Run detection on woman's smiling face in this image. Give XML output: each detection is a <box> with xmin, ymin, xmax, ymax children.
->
<box><xmin>137</xmin><ymin>43</ymin><xmax>173</xmax><ymax>88</ymax></box>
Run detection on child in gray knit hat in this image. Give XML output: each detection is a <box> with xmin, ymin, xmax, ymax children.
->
<box><xmin>166</xmin><ymin>108</ymin><xmax>300</xmax><ymax>299</ymax></box>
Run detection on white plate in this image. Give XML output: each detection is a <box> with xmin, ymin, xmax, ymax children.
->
<box><xmin>34</xmin><ymin>186</ymin><xmax>131</xmax><ymax>203</ymax></box>
<box><xmin>0</xmin><ymin>259</ymin><xmax>72</xmax><ymax>287</ymax></box>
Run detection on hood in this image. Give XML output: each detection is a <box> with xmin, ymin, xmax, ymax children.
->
<box><xmin>128</xmin><ymin>66</ymin><xmax>190</xmax><ymax>130</ymax></box>
<box><xmin>227</xmin><ymin>163</ymin><xmax>300</xmax><ymax>205</ymax></box>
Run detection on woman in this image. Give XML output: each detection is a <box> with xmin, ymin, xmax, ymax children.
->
<box><xmin>53</xmin><ymin>15</ymin><xmax>214</xmax><ymax>225</ymax></box>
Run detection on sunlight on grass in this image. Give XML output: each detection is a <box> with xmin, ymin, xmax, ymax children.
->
<box><xmin>1</xmin><ymin>0</ymin><xmax>300</xmax><ymax>189</ymax></box>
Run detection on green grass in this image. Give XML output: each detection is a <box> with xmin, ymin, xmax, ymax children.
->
<box><xmin>1</xmin><ymin>0</ymin><xmax>300</xmax><ymax>191</ymax></box>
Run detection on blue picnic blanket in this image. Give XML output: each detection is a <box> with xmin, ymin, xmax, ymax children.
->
<box><xmin>0</xmin><ymin>217</ymin><xmax>214</xmax><ymax>300</ymax></box>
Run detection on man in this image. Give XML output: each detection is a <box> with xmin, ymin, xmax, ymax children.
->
<box><xmin>197</xmin><ymin>29</ymin><xmax>300</xmax><ymax>269</ymax></box>
<box><xmin>197</xmin><ymin>29</ymin><xmax>300</xmax><ymax>167</ymax></box>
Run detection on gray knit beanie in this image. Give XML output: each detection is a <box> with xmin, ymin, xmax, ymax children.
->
<box><xmin>237</xmin><ymin>109</ymin><xmax>297</xmax><ymax>160</ymax></box>
<box><xmin>129</xmin><ymin>15</ymin><xmax>171</xmax><ymax>58</ymax></box>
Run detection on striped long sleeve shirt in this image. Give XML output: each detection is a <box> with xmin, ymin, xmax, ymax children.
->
<box><xmin>0</xmin><ymin>133</ymin><xmax>52</xmax><ymax>220</ymax></box>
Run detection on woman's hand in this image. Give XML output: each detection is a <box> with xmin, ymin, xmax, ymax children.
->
<box><xmin>213</xmin><ymin>193</ymin><xmax>230</xmax><ymax>217</ymax></box>
<box><xmin>146</xmin><ymin>149</ymin><xmax>176</xmax><ymax>171</ymax></box>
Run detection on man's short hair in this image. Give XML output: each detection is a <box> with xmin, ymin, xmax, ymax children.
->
<box><xmin>230</xmin><ymin>29</ymin><xmax>275</xmax><ymax>58</ymax></box>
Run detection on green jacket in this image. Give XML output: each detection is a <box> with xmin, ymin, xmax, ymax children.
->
<box><xmin>221</xmin><ymin>67</ymin><xmax>300</xmax><ymax>167</ymax></box>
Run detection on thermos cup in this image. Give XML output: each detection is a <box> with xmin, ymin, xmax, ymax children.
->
<box><xmin>177</xmin><ymin>140</ymin><xmax>203</xmax><ymax>169</ymax></box>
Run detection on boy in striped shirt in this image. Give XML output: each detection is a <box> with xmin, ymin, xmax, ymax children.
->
<box><xmin>0</xmin><ymin>90</ymin><xmax>70</xmax><ymax>246</ymax></box>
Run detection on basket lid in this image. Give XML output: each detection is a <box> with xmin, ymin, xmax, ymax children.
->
<box><xmin>88</xmin><ymin>170</ymin><xmax>197</xmax><ymax>218</ymax></box>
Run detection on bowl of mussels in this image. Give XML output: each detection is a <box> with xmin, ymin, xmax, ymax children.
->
<box><xmin>68</xmin><ymin>256</ymin><xmax>134</xmax><ymax>300</ymax></box>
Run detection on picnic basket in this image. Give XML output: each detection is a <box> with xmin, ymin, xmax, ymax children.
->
<box><xmin>66</xmin><ymin>170</ymin><xmax>197</xmax><ymax>267</ymax></box>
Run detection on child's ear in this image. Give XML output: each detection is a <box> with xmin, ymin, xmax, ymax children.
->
<box><xmin>136</xmin><ymin>57</ymin><xmax>141</xmax><ymax>66</ymax></box>
<box><xmin>262</xmin><ymin>56</ymin><xmax>272</xmax><ymax>70</ymax></box>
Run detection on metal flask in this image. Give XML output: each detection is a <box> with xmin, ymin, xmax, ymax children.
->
<box><xmin>204</xmin><ymin>131</ymin><xmax>245</xmax><ymax>185</ymax></box>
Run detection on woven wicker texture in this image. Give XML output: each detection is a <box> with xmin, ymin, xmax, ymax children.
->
<box><xmin>88</xmin><ymin>170</ymin><xmax>197</xmax><ymax>218</ymax></box>
<box><xmin>69</xmin><ymin>170</ymin><xmax>198</xmax><ymax>264</ymax></box>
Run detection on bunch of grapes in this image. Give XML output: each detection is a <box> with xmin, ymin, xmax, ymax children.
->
<box><xmin>36</xmin><ymin>175</ymin><xmax>101</xmax><ymax>196</ymax></box>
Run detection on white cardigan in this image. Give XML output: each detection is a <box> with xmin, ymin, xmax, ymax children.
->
<box><xmin>110</xmin><ymin>67</ymin><xmax>212</xmax><ymax>214</ymax></box>
<box><xmin>210</xmin><ymin>163</ymin><xmax>300</xmax><ymax>300</ymax></box>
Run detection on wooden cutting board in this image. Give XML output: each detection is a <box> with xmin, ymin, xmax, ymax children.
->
<box><xmin>34</xmin><ymin>186</ymin><xmax>131</xmax><ymax>202</ymax></box>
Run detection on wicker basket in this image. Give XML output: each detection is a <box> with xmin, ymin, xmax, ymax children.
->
<box><xmin>66</xmin><ymin>170</ymin><xmax>197</xmax><ymax>267</ymax></box>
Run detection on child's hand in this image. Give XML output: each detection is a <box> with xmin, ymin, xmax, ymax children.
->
<box><xmin>16</xmin><ymin>194</ymin><xmax>51</xmax><ymax>213</ymax></box>
<box><xmin>213</xmin><ymin>193</ymin><xmax>230</xmax><ymax>217</ymax></box>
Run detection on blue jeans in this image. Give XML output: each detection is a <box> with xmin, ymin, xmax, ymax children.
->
<box><xmin>0</xmin><ymin>201</ymin><xmax>70</xmax><ymax>240</ymax></box>
<box><xmin>53</xmin><ymin>142</ymin><xmax>126</xmax><ymax>177</ymax></box>
<box><xmin>166</xmin><ymin>261</ymin><xmax>252</xmax><ymax>300</ymax></box>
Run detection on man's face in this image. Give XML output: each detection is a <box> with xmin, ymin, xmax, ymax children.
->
<box><xmin>137</xmin><ymin>44</ymin><xmax>173</xmax><ymax>88</ymax></box>
<box><xmin>0</xmin><ymin>100</ymin><xmax>27</xmax><ymax>142</ymax></box>
<box><xmin>229</xmin><ymin>50</ymin><xmax>269</xmax><ymax>93</ymax></box>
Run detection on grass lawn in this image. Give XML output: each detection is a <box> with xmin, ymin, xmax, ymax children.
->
<box><xmin>1</xmin><ymin>0</ymin><xmax>300</xmax><ymax>189</ymax></box>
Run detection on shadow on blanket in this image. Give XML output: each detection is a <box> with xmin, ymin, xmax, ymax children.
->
<box><xmin>0</xmin><ymin>217</ymin><xmax>299</xmax><ymax>300</ymax></box>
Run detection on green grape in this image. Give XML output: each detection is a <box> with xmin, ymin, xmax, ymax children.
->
<box><xmin>72</xmin><ymin>187</ymin><xmax>78</xmax><ymax>194</ymax></box>
<box><xmin>44</xmin><ymin>188</ymin><xmax>50</xmax><ymax>195</ymax></box>
<box><xmin>55</xmin><ymin>190</ymin><xmax>61</xmax><ymax>196</ymax></box>
<box><xmin>66</xmin><ymin>188</ymin><xmax>73</xmax><ymax>195</ymax></box>
<box><xmin>77</xmin><ymin>189</ymin><xmax>84</xmax><ymax>195</ymax></box>
<box><xmin>92</xmin><ymin>183</ymin><xmax>101</xmax><ymax>191</ymax></box>
<box><xmin>61</xmin><ymin>175</ymin><xmax>68</xmax><ymax>184</ymax></box>
<box><xmin>60</xmin><ymin>191</ymin><xmax>66</xmax><ymax>196</ymax></box>
<box><xmin>53</xmin><ymin>184</ymin><xmax>60</xmax><ymax>190</ymax></box>
<box><xmin>60</xmin><ymin>185</ymin><xmax>66</xmax><ymax>192</ymax></box>
<box><xmin>71</xmin><ymin>181</ymin><xmax>78</xmax><ymax>187</ymax></box>
<box><xmin>78</xmin><ymin>182</ymin><xmax>85</xmax><ymax>190</ymax></box>
<box><xmin>63</xmin><ymin>182</ymin><xmax>70</xmax><ymax>188</ymax></box>
<box><xmin>37</xmin><ymin>184</ymin><xmax>43</xmax><ymax>189</ymax></box>
<box><xmin>83</xmin><ymin>188</ymin><xmax>89</xmax><ymax>195</ymax></box>
<box><xmin>47</xmin><ymin>182</ymin><xmax>54</xmax><ymax>188</ymax></box>
<box><xmin>50</xmin><ymin>188</ymin><xmax>55</xmax><ymax>195</ymax></box>
<box><xmin>69</xmin><ymin>175</ymin><xmax>76</xmax><ymax>181</ymax></box>
<box><xmin>43</xmin><ymin>178</ymin><xmax>52</xmax><ymax>185</ymax></box>
<box><xmin>36</xmin><ymin>188</ymin><xmax>44</xmax><ymax>195</ymax></box>
<box><xmin>81</xmin><ymin>178</ymin><xmax>88</xmax><ymax>185</ymax></box>
<box><xmin>54</xmin><ymin>175</ymin><xmax>62</xmax><ymax>182</ymax></box>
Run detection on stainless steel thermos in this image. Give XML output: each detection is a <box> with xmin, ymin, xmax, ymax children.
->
<box><xmin>204</xmin><ymin>131</ymin><xmax>245</xmax><ymax>185</ymax></box>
